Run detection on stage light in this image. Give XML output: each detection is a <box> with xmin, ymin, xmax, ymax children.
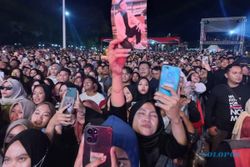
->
<box><xmin>65</xmin><ymin>11</ymin><xmax>70</xmax><ymax>17</ymax></box>
<box><xmin>229</xmin><ymin>30</ymin><xmax>235</xmax><ymax>35</ymax></box>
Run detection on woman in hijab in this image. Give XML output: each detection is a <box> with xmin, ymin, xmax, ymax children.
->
<box><xmin>2</xmin><ymin>119</ymin><xmax>33</xmax><ymax>151</ymax></box>
<box><xmin>128</xmin><ymin>95</ymin><xmax>187</xmax><ymax>167</ymax></box>
<box><xmin>108</xmin><ymin>40</ymin><xmax>188</xmax><ymax>166</ymax></box>
<box><xmin>133</xmin><ymin>77</ymin><xmax>153</xmax><ymax>102</ymax></box>
<box><xmin>2</xmin><ymin>129</ymin><xmax>50</xmax><ymax>167</ymax></box>
<box><xmin>232</xmin><ymin>99</ymin><xmax>250</xmax><ymax>140</ymax></box>
<box><xmin>8</xmin><ymin>98</ymin><xmax>36</xmax><ymax>122</ymax></box>
<box><xmin>0</xmin><ymin>78</ymin><xmax>27</xmax><ymax>105</ymax></box>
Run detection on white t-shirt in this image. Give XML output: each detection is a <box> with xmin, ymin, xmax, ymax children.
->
<box><xmin>79</xmin><ymin>92</ymin><xmax>105</xmax><ymax>106</ymax></box>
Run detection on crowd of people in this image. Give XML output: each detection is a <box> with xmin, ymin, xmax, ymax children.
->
<box><xmin>0</xmin><ymin>40</ymin><xmax>250</xmax><ymax>167</ymax></box>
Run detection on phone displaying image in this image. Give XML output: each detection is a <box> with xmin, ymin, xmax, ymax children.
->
<box><xmin>202</xmin><ymin>56</ymin><xmax>209</xmax><ymax>64</ymax></box>
<box><xmin>158</xmin><ymin>65</ymin><xmax>180</xmax><ymax>96</ymax></box>
<box><xmin>60</xmin><ymin>87</ymin><xmax>77</xmax><ymax>114</ymax></box>
<box><xmin>111</xmin><ymin>0</ymin><xmax>147</xmax><ymax>50</ymax></box>
<box><xmin>83</xmin><ymin>125</ymin><xmax>113</xmax><ymax>167</ymax></box>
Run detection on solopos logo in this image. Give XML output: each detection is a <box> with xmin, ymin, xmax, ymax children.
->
<box><xmin>199</xmin><ymin>152</ymin><xmax>240</xmax><ymax>158</ymax></box>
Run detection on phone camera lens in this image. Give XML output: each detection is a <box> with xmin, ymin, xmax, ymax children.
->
<box><xmin>87</xmin><ymin>129</ymin><xmax>93</xmax><ymax>134</ymax></box>
<box><xmin>87</xmin><ymin>137</ymin><xmax>92</xmax><ymax>143</ymax></box>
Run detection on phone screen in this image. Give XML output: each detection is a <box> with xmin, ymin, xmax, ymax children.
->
<box><xmin>158</xmin><ymin>65</ymin><xmax>180</xmax><ymax>96</ymax></box>
<box><xmin>202</xmin><ymin>56</ymin><xmax>209</xmax><ymax>64</ymax></box>
<box><xmin>60</xmin><ymin>87</ymin><xmax>77</xmax><ymax>114</ymax></box>
<box><xmin>83</xmin><ymin>125</ymin><xmax>112</xmax><ymax>167</ymax></box>
<box><xmin>111</xmin><ymin>0</ymin><xmax>148</xmax><ymax>50</ymax></box>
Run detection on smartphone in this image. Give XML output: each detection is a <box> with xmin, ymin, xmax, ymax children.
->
<box><xmin>83</xmin><ymin>125</ymin><xmax>113</xmax><ymax>167</ymax></box>
<box><xmin>158</xmin><ymin>65</ymin><xmax>180</xmax><ymax>96</ymax></box>
<box><xmin>60</xmin><ymin>87</ymin><xmax>77</xmax><ymax>114</ymax></box>
<box><xmin>202</xmin><ymin>56</ymin><xmax>209</xmax><ymax>64</ymax></box>
<box><xmin>111</xmin><ymin>0</ymin><xmax>148</xmax><ymax>49</ymax></box>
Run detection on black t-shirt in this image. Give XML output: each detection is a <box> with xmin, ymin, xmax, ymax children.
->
<box><xmin>150</xmin><ymin>78</ymin><xmax>159</xmax><ymax>93</ymax></box>
<box><xmin>213</xmin><ymin>69</ymin><xmax>227</xmax><ymax>87</ymax></box>
<box><xmin>205</xmin><ymin>84</ymin><xmax>250</xmax><ymax>132</ymax></box>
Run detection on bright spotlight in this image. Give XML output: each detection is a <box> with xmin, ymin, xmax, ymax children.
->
<box><xmin>65</xmin><ymin>11</ymin><xmax>70</xmax><ymax>16</ymax></box>
<box><xmin>229</xmin><ymin>30</ymin><xmax>235</xmax><ymax>35</ymax></box>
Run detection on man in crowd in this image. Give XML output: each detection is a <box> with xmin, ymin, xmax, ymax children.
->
<box><xmin>57</xmin><ymin>68</ymin><xmax>71</xmax><ymax>83</ymax></box>
<box><xmin>100</xmin><ymin>64</ymin><xmax>112</xmax><ymax>95</ymax></box>
<box><xmin>152</xmin><ymin>66</ymin><xmax>161</xmax><ymax>80</ymax></box>
<box><xmin>139</xmin><ymin>61</ymin><xmax>159</xmax><ymax>92</ymax></box>
<box><xmin>205</xmin><ymin>63</ymin><xmax>250</xmax><ymax>151</ymax></box>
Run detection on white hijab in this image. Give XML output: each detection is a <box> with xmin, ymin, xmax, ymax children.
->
<box><xmin>232</xmin><ymin>99</ymin><xmax>250</xmax><ymax>140</ymax></box>
<box><xmin>0</xmin><ymin>78</ymin><xmax>27</xmax><ymax>105</ymax></box>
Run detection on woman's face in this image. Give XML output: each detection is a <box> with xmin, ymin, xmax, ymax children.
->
<box><xmin>132</xmin><ymin>73</ymin><xmax>139</xmax><ymax>83</ymax></box>
<box><xmin>132</xmin><ymin>103</ymin><xmax>158</xmax><ymax>136</ymax></box>
<box><xmin>59</xmin><ymin>85</ymin><xmax>67</xmax><ymax>99</ymax></box>
<box><xmin>138</xmin><ymin>79</ymin><xmax>149</xmax><ymax>95</ymax></box>
<box><xmin>1</xmin><ymin>81</ymin><xmax>14</xmax><ymax>98</ymax></box>
<box><xmin>9</xmin><ymin>103</ymin><xmax>23</xmax><ymax>122</ymax></box>
<box><xmin>30</xmin><ymin>69</ymin><xmax>37</xmax><ymax>78</ymax></box>
<box><xmin>31</xmin><ymin>104</ymin><xmax>52</xmax><ymax>128</ymax></box>
<box><xmin>5</xmin><ymin>125</ymin><xmax>26</xmax><ymax>145</ymax></box>
<box><xmin>74</xmin><ymin>78</ymin><xmax>83</xmax><ymax>88</ymax></box>
<box><xmin>123</xmin><ymin>87</ymin><xmax>133</xmax><ymax>103</ymax></box>
<box><xmin>32</xmin><ymin>86</ymin><xmax>46</xmax><ymax>105</ymax></box>
<box><xmin>191</xmin><ymin>73</ymin><xmax>200</xmax><ymax>83</ymax></box>
<box><xmin>3</xmin><ymin>141</ymin><xmax>31</xmax><ymax>167</ymax></box>
<box><xmin>113</xmin><ymin>147</ymin><xmax>131</xmax><ymax>167</ymax></box>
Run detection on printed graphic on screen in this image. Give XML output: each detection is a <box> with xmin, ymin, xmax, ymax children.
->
<box><xmin>111</xmin><ymin>0</ymin><xmax>147</xmax><ymax>50</ymax></box>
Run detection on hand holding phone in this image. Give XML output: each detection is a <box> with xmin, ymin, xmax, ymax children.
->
<box><xmin>158</xmin><ymin>65</ymin><xmax>181</xmax><ymax>96</ymax></box>
<box><xmin>202</xmin><ymin>56</ymin><xmax>209</xmax><ymax>64</ymax></box>
<box><xmin>83</xmin><ymin>125</ymin><xmax>113</xmax><ymax>167</ymax></box>
<box><xmin>60</xmin><ymin>87</ymin><xmax>77</xmax><ymax>115</ymax></box>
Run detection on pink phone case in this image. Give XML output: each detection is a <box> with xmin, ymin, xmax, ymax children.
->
<box><xmin>83</xmin><ymin>125</ymin><xmax>113</xmax><ymax>167</ymax></box>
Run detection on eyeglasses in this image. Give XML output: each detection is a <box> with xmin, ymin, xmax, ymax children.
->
<box><xmin>0</xmin><ymin>86</ymin><xmax>13</xmax><ymax>90</ymax></box>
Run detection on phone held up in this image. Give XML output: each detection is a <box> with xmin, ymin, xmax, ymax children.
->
<box><xmin>158</xmin><ymin>65</ymin><xmax>181</xmax><ymax>96</ymax></box>
<box><xmin>60</xmin><ymin>87</ymin><xmax>77</xmax><ymax>114</ymax></box>
<box><xmin>83</xmin><ymin>125</ymin><xmax>113</xmax><ymax>167</ymax></box>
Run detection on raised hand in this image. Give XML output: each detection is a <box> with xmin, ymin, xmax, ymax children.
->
<box><xmin>102</xmin><ymin>39</ymin><xmax>131</xmax><ymax>76</ymax></box>
<box><xmin>154</xmin><ymin>86</ymin><xmax>181</xmax><ymax>123</ymax></box>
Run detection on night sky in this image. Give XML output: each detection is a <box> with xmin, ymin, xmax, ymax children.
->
<box><xmin>0</xmin><ymin>0</ymin><xmax>249</xmax><ymax>46</ymax></box>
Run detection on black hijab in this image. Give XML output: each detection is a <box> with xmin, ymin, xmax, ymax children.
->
<box><xmin>128</xmin><ymin>99</ymin><xmax>166</xmax><ymax>167</ymax></box>
<box><xmin>133</xmin><ymin>77</ymin><xmax>153</xmax><ymax>102</ymax></box>
<box><xmin>4</xmin><ymin>129</ymin><xmax>50</xmax><ymax>167</ymax></box>
<box><xmin>128</xmin><ymin>99</ymin><xmax>164</xmax><ymax>148</ymax></box>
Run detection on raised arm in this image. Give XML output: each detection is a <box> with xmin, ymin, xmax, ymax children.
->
<box><xmin>104</xmin><ymin>40</ymin><xmax>130</xmax><ymax>107</ymax></box>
